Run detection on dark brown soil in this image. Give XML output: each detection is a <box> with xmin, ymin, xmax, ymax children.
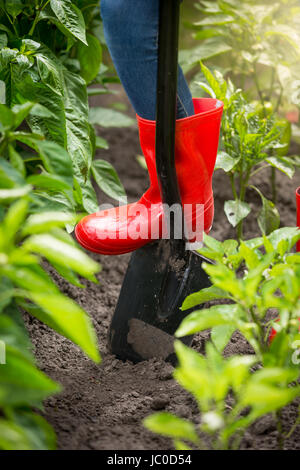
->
<box><xmin>25</xmin><ymin>86</ymin><xmax>300</xmax><ymax>450</ymax></box>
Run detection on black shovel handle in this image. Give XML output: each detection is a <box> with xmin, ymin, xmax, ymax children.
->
<box><xmin>156</xmin><ymin>0</ymin><xmax>183</xmax><ymax>240</ymax></box>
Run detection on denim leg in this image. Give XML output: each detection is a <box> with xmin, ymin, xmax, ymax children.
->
<box><xmin>100</xmin><ymin>0</ymin><xmax>194</xmax><ymax>120</ymax></box>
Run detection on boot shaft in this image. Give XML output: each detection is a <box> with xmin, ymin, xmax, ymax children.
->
<box><xmin>137</xmin><ymin>98</ymin><xmax>224</xmax><ymax>205</ymax></box>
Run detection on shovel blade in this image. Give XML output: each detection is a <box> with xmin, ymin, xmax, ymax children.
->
<box><xmin>108</xmin><ymin>239</ymin><xmax>211</xmax><ymax>363</ymax></box>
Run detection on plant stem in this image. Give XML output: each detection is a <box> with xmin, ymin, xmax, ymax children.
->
<box><xmin>268</xmin><ymin>67</ymin><xmax>275</xmax><ymax>102</ymax></box>
<box><xmin>5</xmin><ymin>11</ymin><xmax>18</xmax><ymax>37</ymax></box>
<box><xmin>29</xmin><ymin>0</ymin><xmax>51</xmax><ymax>36</ymax></box>
<box><xmin>284</xmin><ymin>407</ymin><xmax>300</xmax><ymax>439</ymax></box>
<box><xmin>276</xmin><ymin>410</ymin><xmax>284</xmax><ymax>450</ymax></box>
<box><xmin>230</xmin><ymin>172</ymin><xmax>238</xmax><ymax>199</ymax></box>
<box><xmin>250</xmin><ymin>164</ymin><xmax>270</xmax><ymax>178</ymax></box>
<box><xmin>271</xmin><ymin>166</ymin><xmax>277</xmax><ymax>203</ymax></box>
<box><xmin>253</xmin><ymin>63</ymin><xmax>265</xmax><ymax>109</ymax></box>
<box><xmin>275</xmin><ymin>84</ymin><xmax>283</xmax><ymax>113</ymax></box>
<box><xmin>236</xmin><ymin>170</ymin><xmax>250</xmax><ymax>241</ymax></box>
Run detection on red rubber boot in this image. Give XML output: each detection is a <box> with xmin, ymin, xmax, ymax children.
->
<box><xmin>75</xmin><ymin>98</ymin><xmax>223</xmax><ymax>255</ymax></box>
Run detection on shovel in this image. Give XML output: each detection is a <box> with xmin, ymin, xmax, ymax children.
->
<box><xmin>107</xmin><ymin>0</ymin><xmax>211</xmax><ymax>363</ymax></box>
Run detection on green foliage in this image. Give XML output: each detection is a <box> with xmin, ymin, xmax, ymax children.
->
<box><xmin>145</xmin><ymin>229</ymin><xmax>300</xmax><ymax>449</ymax></box>
<box><xmin>145</xmin><ymin>340</ymin><xmax>299</xmax><ymax>450</ymax></box>
<box><xmin>0</xmin><ymin>0</ymin><xmax>127</xmax><ymax>212</ymax></box>
<box><xmin>179</xmin><ymin>229</ymin><xmax>300</xmax><ymax>359</ymax></box>
<box><xmin>196</xmin><ymin>63</ymin><xmax>299</xmax><ymax>238</ymax></box>
<box><xmin>185</xmin><ymin>0</ymin><xmax>300</xmax><ymax>110</ymax></box>
<box><xmin>0</xmin><ymin>190</ymin><xmax>101</xmax><ymax>449</ymax></box>
<box><xmin>0</xmin><ymin>0</ymin><xmax>129</xmax><ymax>450</ymax></box>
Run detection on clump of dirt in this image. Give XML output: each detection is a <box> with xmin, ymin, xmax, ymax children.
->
<box><xmin>25</xmin><ymin>87</ymin><xmax>300</xmax><ymax>450</ymax></box>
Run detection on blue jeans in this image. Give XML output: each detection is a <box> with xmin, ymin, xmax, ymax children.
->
<box><xmin>100</xmin><ymin>0</ymin><xmax>194</xmax><ymax>120</ymax></box>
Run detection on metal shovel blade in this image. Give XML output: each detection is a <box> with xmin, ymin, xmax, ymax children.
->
<box><xmin>108</xmin><ymin>240</ymin><xmax>211</xmax><ymax>363</ymax></box>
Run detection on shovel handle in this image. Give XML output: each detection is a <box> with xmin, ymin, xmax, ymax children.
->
<box><xmin>156</xmin><ymin>0</ymin><xmax>182</xmax><ymax>231</ymax></box>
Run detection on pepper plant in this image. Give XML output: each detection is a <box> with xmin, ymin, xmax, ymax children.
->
<box><xmin>0</xmin><ymin>101</ymin><xmax>126</xmax><ymax>222</ymax></box>
<box><xmin>0</xmin><ymin>0</ymin><xmax>129</xmax><ymax>214</ymax></box>
<box><xmin>197</xmin><ymin>63</ymin><xmax>300</xmax><ymax>239</ymax></box>
<box><xmin>183</xmin><ymin>0</ymin><xmax>300</xmax><ymax>203</ymax></box>
<box><xmin>182</xmin><ymin>0</ymin><xmax>300</xmax><ymax>112</ymax></box>
<box><xmin>0</xmin><ymin>189</ymin><xmax>101</xmax><ymax>449</ymax></box>
<box><xmin>144</xmin><ymin>228</ymin><xmax>300</xmax><ymax>450</ymax></box>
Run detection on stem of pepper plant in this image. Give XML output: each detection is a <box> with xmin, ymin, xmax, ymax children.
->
<box><xmin>248</xmin><ymin>306</ymin><xmax>266</xmax><ymax>354</ymax></box>
<box><xmin>276</xmin><ymin>410</ymin><xmax>284</xmax><ymax>450</ymax></box>
<box><xmin>284</xmin><ymin>406</ymin><xmax>300</xmax><ymax>439</ymax></box>
<box><xmin>253</xmin><ymin>63</ymin><xmax>265</xmax><ymax>110</ymax></box>
<box><xmin>230</xmin><ymin>172</ymin><xmax>238</xmax><ymax>199</ymax></box>
<box><xmin>29</xmin><ymin>0</ymin><xmax>51</xmax><ymax>36</ymax></box>
<box><xmin>250</xmin><ymin>164</ymin><xmax>270</xmax><ymax>178</ymax></box>
<box><xmin>268</xmin><ymin>67</ymin><xmax>275</xmax><ymax>102</ymax></box>
<box><xmin>5</xmin><ymin>11</ymin><xmax>18</xmax><ymax>37</ymax></box>
<box><xmin>271</xmin><ymin>166</ymin><xmax>277</xmax><ymax>203</ymax></box>
<box><xmin>275</xmin><ymin>84</ymin><xmax>284</xmax><ymax>113</ymax></box>
<box><xmin>236</xmin><ymin>174</ymin><xmax>246</xmax><ymax>240</ymax></box>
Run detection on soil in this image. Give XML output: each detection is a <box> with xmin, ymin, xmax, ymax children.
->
<box><xmin>25</xmin><ymin>86</ymin><xmax>300</xmax><ymax>450</ymax></box>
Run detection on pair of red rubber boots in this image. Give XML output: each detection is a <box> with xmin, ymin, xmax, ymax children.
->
<box><xmin>75</xmin><ymin>98</ymin><xmax>224</xmax><ymax>255</ymax></box>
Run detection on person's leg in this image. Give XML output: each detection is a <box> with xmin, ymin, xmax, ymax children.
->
<box><xmin>100</xmin><ymin>0</ymin><xmax>194</xmax><ymax>120</ymax></box>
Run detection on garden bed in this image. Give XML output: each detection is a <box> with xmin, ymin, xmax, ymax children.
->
<box><xmin>25</xmin><ymin>88</ymin><xmax>300</xmax><ymax>451</ymax></box>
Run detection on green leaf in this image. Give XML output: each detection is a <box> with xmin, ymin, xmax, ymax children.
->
<box><xmin>144</xmin><ymin>412</ymin><xmax>198</xmax><ymax>444</ymax></box>
<box><xmin>176</xmin><ymin>305</ymin><xmax>237</xmax><ymax>337</ymax></box>
<box><xmin>266</xmin><ymin>156</ymin><xmax>294</xmax><ymax>179</ymax></box>
<box><xmin>0</xmin><ymin>312</ymin><xmax>33</xmax><ymax>361</ymax></box>
<box><xmin>35</xmin><ymin>141</ymin><xmax>73</xmax><ymax>188</ymax></box>
<box><xmin>8</xmin><ymin>145</ymin><xmax>25</xmax><ymax>177</ymax></box>
<box><xmin>224</xmin><ymin>200</ymin><xmax>251</xmax><ymax>227</ymax></box>
<box><xmin>203</xmin><ymin>233</ymin><xmax>224</xmax><ymax>254</ymax></box>
<box><xmin>63</xmin><ymin>68</ymin><xmax>93</xmax><ymax>176</ymax></box>
<box><xmin>251</xmin><ymin>186</ymin><xmax>280</xmax><ymax>235</ymax></box>
<box><xmin>95</xmin><ymin>136</ymin><xmax>109</xmax><ymax>150</ymax></box>
<box><xmin>0</xmin><ymin>346</ymin><xmax>60</xmax><ymax>407</ymax></box>
<box><xmin>211</xmin><ymin>324</ymin><xmax>235</xmax><ymax>352</ymax></box>
<box><xmin>200</xmin><ymin>61</ymin><xmax>221</xmax><ymax>96</ymax></box>
<box><xmin>265</xmin><ymin>25</ymin><xmax>300</xmax><ymax>54</ymax></box>
<box><xmin>92</xmin><ymin>159</ymin><xmax>126</xmax><ymax>203</ymax></box>
<box><xmin>180</xmin><ymin>38</ymin><xmax>231</xmax><ymax>69</ymax></box>
<box><xmin>242</xmin><ymin>383</ymin><xmax>300</xmax><ymax>414</ymax></box>
<box><xmin>22</xmin><ymin>211</ymin><xmax>75</xmax><ymax>235</ymax></box>
<box><xmin>215</xmin><ymin>151</ymin><xmax>236</xmax><ymax>172</ymax></box>
<box><xmin>0</xmin><ymin>32</ymin><xmax>7</xmax><ymax>48</ymax></box>
<box><xmin>0</xmin><ymin>419</ymin><xmax>31</xmax><ymax>450</ymax></box>
<box><xmin>90</xmin><ymin>106</ymin><xmax>134</xmax><ymax>127</ymax></box>
<box><xmin>3</xmin><ymin>265</ymin><xmax>58</xmax><ymax>294</ymax></box>
<box><xmin>0</xmin><ymin>103</ymin><xmax>14</xmax><ymax>130</ymax></box>
<box><xmin>77</xmin><ymin>33</ymin><xmax>102</xmax><ymax>84</ymax></box>
<box><xmin>89</xmin><ymin>107</ymin><xmax>135</xmax><ymax>128</ymax></box>
<box><xmin>36</xmin><ymin>53</ymin><xmax>64</xmax><ymax>96</ymax></box>
<box><xmin>73</xmin><ymin>172</ymin><xmax>99</xmax><ymax>213</ymax></box>
<box><xmin>12</xmin><ymin>102</ymin><xmax>35</xmax><ymax>129</ymax></box>
<box><xmin>5</xmin><ymin>0</ymin><xmax>23</xmax><ymax>18</ymax></box>
<box><xmin>23</xmin><ymin>233</ymin><xmax>100</xmax><ymax>281</ymax></box>
<box><xmin>182</xmin><ymin>286</ymin><xmax>228</xmax><ymax>311</ymax></box>
<box><xmin>4</xmin><ymin>197</ymin><xmax>28</xmax><ymax>243</ymax></box>
<box><xmin>194</xmin><ymin>15</ymin><xmax>234</xmax><ymax>26</ymax></box>
<box><xmin>25</xmin><ymin>292</ymin><xmax>100</xmax><ymax>363</ymax></box>
<box><xmin>0</xmin><ymin>185</ymin><xmax>32</xmax><ymax>202</ymax></box>
<box><xmin>268</xmin><ymin>227</ymin><xmax>300</xmax><ymax>250</ymax></box>
<box><xmin>27</xmin><ymin>173</ymin><xmax>72</xmax><ymax>193</ymax></box>
<box><xmin>50</xmin><ymin>0</ymin><xmax>87</xmax><ymax>45</ymax></box>
<box><xmin>12</xmin><ymin>410</ymin><xmax>56</xmax><ymax>450</ymax></box>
